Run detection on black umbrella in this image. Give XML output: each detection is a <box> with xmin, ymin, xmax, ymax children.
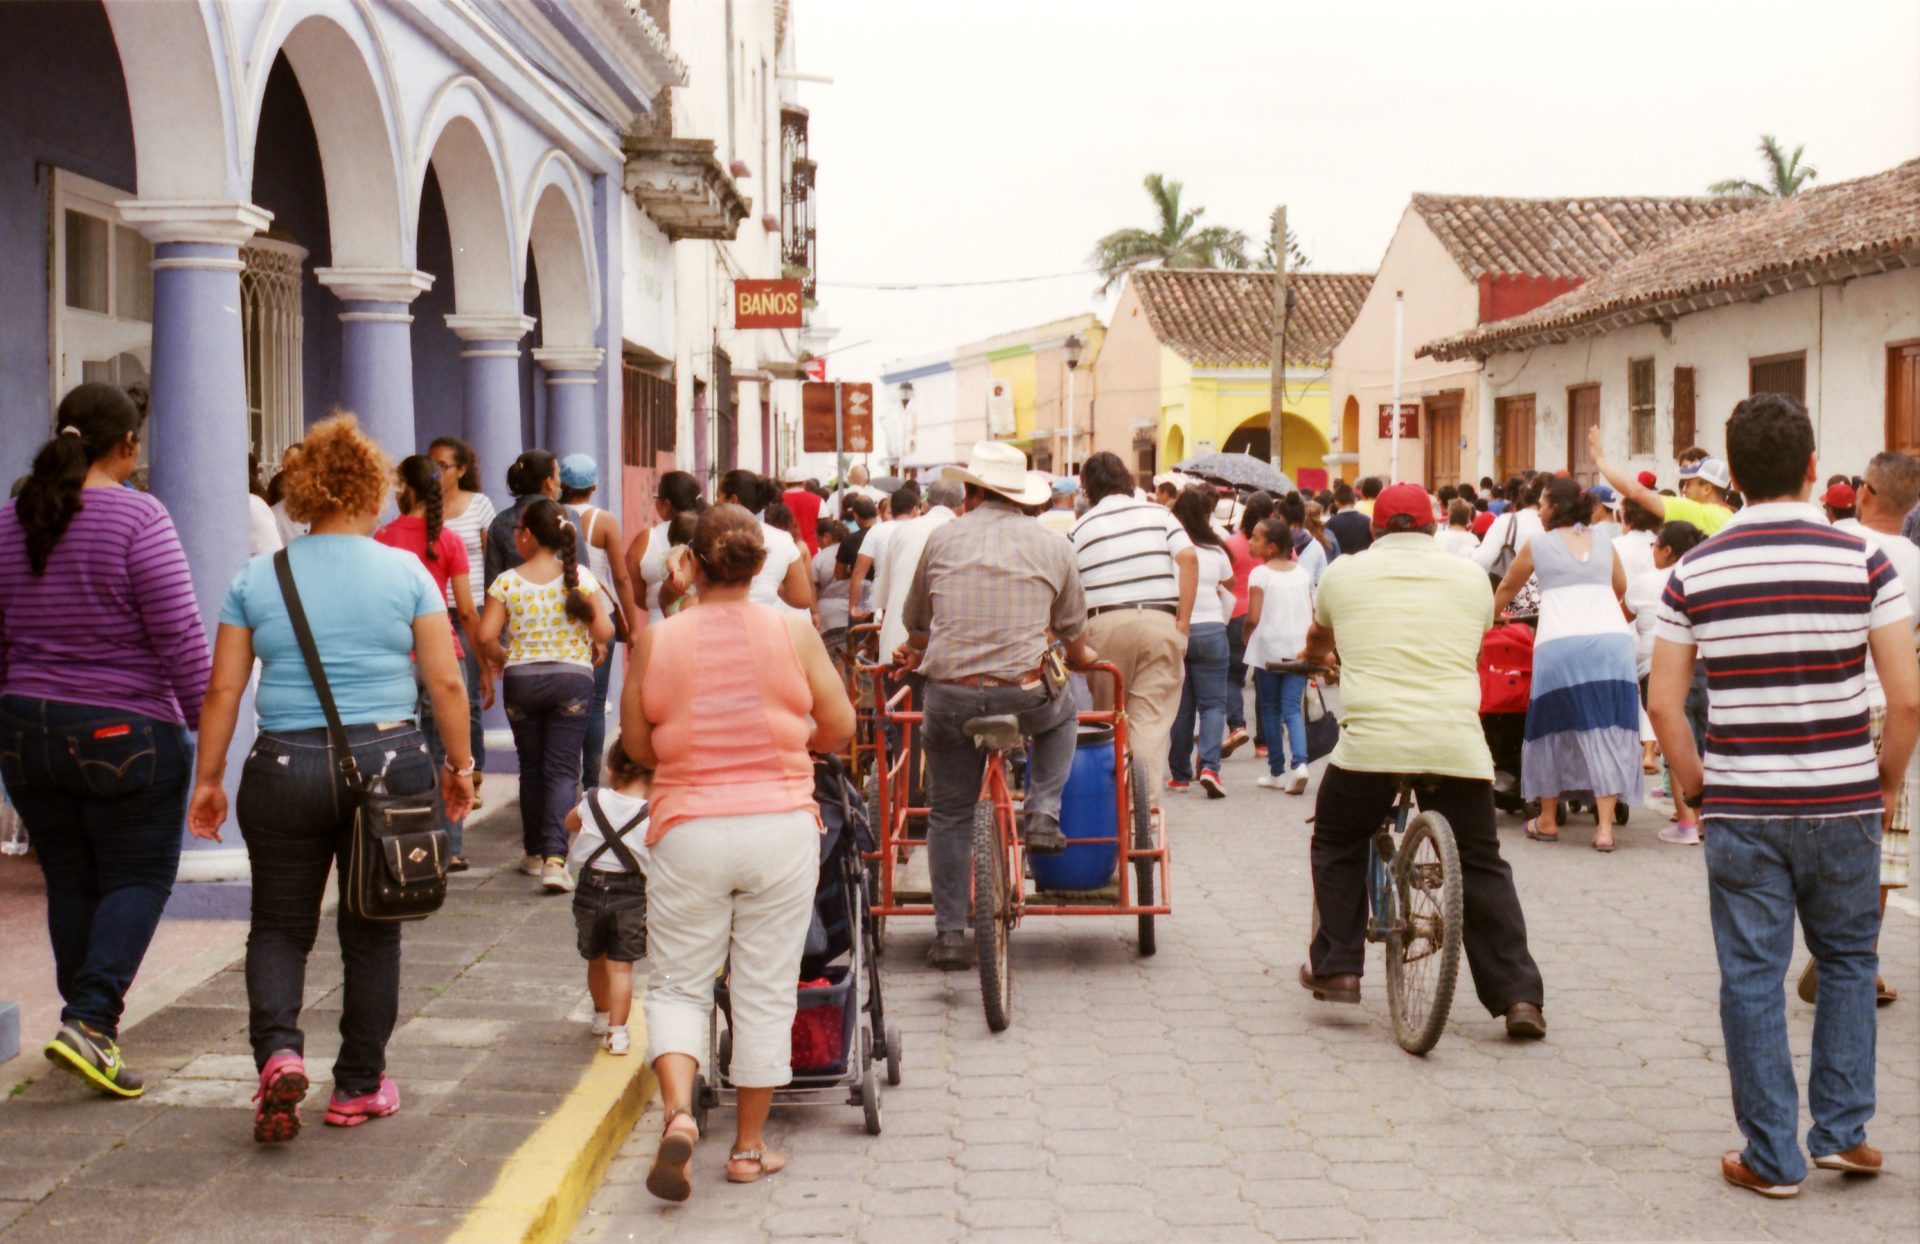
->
<box><xmin>1173</xmin><ymin>451</ymin><xmax>1292</xmax><ymax>494</ymax></box>
<box><xmin>866</xmin><ymin>476</ymin><xmax>908</xmax><ymax>495</ymax></box>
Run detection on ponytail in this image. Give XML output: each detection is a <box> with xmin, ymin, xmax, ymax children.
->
<box><xmin>19</xmin><ymin>383</ymin><xmax>143</xmax><ymax>575</ymax></box>
<box><xmin>396</xmin><ymin>454</ymin><xmax>444</xmax><ymax>561</ymax></box>
<box><xmin>521</xmin><ymin>497</ymin><xmax>595</xmax><ymax>625</ymax></box>
<box><xmin>505</xmin><ymin>450</ymin><xmax>557</xmax><ymax>499</ymax></box>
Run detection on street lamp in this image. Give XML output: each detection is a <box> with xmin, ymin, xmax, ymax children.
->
<box><xmin>1063</xmin><ymin>334</ymin><xmax>1084</xmax><ymax>475</ymax></box>
<box><xmin>897</xmin><ymin>381</ymin><xmax>914</xmax><ymax>468</ymax></box>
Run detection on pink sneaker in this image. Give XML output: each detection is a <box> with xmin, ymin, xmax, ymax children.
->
<box><xmin>253</xmin><ymin>1049</ymin><xmax>309</xmax><ymax>1144</ymax></box>
<box><xmin>323</xmin><ymin>1075</ymin><xmax>400</xmax><ymax>1128</ymax></box>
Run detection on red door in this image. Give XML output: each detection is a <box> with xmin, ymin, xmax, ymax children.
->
<box><xmin>1567</xmin><ymin>385</ymin><xmax>1600</xmax><ymax>486</ymax></box>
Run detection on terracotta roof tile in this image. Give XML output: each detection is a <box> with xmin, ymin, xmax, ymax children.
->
<box><xmin>1129</xmin><ymin>269</ymin><xmax>1374</xmax><ymax>367</ymax></box>
<box><xmin>1412</xmin><ymin>193</ymin><xmax>1764</xmax><ymax>281</ymax></box>
<box><xmin>1421</xmin><ymin>159</ymin><xmax>1920</xmax><ymax>361</ymax></box>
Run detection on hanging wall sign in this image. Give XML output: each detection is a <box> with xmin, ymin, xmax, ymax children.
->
<box><xmin>734</xmin><ymin>279</ymin><xmax>804</xmax><ymax>329</ymax></box>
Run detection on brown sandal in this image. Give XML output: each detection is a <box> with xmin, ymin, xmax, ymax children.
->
<box><xmin>726</xmin><ymin>1147</ymin><xmax>788</xmax><ymax>1184</ymax></box>
<box><xmin>646</xmin><ymin>1107</ymin><xmax>698</xmax><ymax>1202</ymax></box>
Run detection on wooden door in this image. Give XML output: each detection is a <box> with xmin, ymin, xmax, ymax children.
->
<box><xmin>1567</xmin><ymin>384</ymin><xmax>1600</xmax><ymax>486</ymax></box>
<box><xmin>1495</xmin><ymin>394</ymin><xmax>1535</xmax><ymax>482</ymax></box>
<box><xmin>1424</xmin><ymin>396</ymin><xmax>1462</xmax><ymax>489</ymax></box>
<box><xmin>1890</xmin><ymin>340</ymin><xmax>1920</xmax><ymax>454</ymax></box>
<box><xmin>1672</xmin><ymin>366</ymin><xmax>1696</xmax><ymax>457</ymax></box>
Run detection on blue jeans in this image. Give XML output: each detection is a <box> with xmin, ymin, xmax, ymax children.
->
<box><xmin>415</xmin><ymin>664</ymin><xmax>464</xmax><ymax>857</ymax></box>
<box><xmin>504</xmin><ymin>664</ymin><xmax>593</xmax><ymax>860</ymax></box>
<box><xmin>1706</xmin><ymin>814</ymin><xmax>1882</xmax><ymax>1184</ymax></box>
<box><xmin>582</xmin><ymin>651</ymin><xmax>614</xmax><ymax>789</ymax></box>
<box><xmin>459</xmin><ymin>645</ymin><xmax>487</xmax><ymax>775</ymax></box>
<box><xmin>1225</xmin><ymin>616</ymin><xmax>1248</xmax><ymax>732</ymax></box>
<box><xmin>237</xmin><ymin>721</ymin><xmax>434</xmax><ymax>1095</ymax></box>
<box><xmin>1252</xmin><ymin>669</ymin><xmax>1308</xmax><ymax>774</ymax></box>
<box><xmin>1168</xmin><ymin>623</ymin><xmax>1230</xmax><ymax>781</ymax></box>
<box><xmin>0</xmin><ymin>695</ymin><xmax>191</xmax><ymax>1038</ymax></box>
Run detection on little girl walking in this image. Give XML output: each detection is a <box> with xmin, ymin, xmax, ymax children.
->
<box><xmin>479</xmin><ymin>497</ymin><xmax>614</xmax><ymax>892</ymax></box>
<box><xmin>565</xmin><ymin>742</ymin><xmax>652</xmax><ymax>1055</ymax></box>
<box><xmin>1243</xmin><ymin>517</ymin><xmax>1317</xmax><ymax>795</ymax></box>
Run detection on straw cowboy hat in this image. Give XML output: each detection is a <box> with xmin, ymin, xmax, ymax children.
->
<box><xmin>942</xmin><ymin>441</ymin><xmax>1052</xmax><ymax>507</ymax></box>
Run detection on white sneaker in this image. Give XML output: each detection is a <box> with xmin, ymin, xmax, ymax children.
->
<box><xmin>604</xmin><ymin>1026</ymin><xmax>630</xmax><ymax>1056</ymax></box>
<box><xmin>519</xmin><ymin>855</ymin><xmax>545</xmax><ymax>877</ymax></box>
<box><xmin>1256</xmin><ymin>774</ymin><xmax>1288</xmax><ymax>790</ymax></box>
<box><xmin>590</xmin><ymin>1011</ymin><xmax>610</xmax><ymax>1037</ymax></box>
<box><xmin>1285</xmin><ymin>766</ymin><xmax>1310</xmax><ymax>795</ymax></box>
<box><xmin>541</xmin><ymin>859</ymin><xmax>575</xmax><ymax>892</ymax></box>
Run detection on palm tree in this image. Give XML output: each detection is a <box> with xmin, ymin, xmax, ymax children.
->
<box><xmin>1710</xmin><ymin>135</ymin><xmax>1818</xmax><ymax>197</ymax></box>
<box><xmin>1090</xmin><ymin>173</ymin><xmax>1252</xmax><ymax>291</ymax></box>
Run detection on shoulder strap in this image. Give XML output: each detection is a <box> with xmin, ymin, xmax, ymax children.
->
<box><xmin>273</xmin><ymin>549</ymin><xmax>360</xmax><ymax>786</ymax></box>
<box><xmin>583</xmin><ymin>789</ymin><xmax>647</xmax><ymax>873</ymax></box>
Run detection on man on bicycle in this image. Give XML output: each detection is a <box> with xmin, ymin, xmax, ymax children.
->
<box><xmin>896</xmin><ymin>443</ymin><xmax>1096</xmax><ymax>971</ymax></box>
<box><xmin>1298</xmin><ymin>482</ymin><xmax>1547</xmax><ymax>1038</ymax></box>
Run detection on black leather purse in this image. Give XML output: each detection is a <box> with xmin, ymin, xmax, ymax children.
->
<box><xmin>274</xmin><ymin>549</ymin><xmax>448</xmax><ymax>922</ymax></box>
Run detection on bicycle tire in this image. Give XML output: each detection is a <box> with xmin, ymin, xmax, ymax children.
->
<box><xmin>972</xmin><ymin>800</ymin><xmax>1013</xmax><ymax>1032</ymax></box>
<box><xmin>1130</xmin><ymin>764</ymin><xmax>1156</xmax><ymax>957</ymax></box>
<box><xmin>1384</xmin><ymin>810</ymin><xmax>1464</xmax><ymax>1055</ymax></box>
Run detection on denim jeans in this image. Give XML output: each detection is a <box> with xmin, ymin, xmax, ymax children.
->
<box><xmin>1684</xmin><ymin>661</ymin><xmax>1709</xmax><ymax>756</ymax></box>
<box><xmin>0</xmin><ymin>695</ymin><xmax>191</xmax><ymax>1038</ymax></box>
<box><xmin>1225</xmin><ymin>616</ymin><xmax>1248</xmax><ymax>732</ymax></box>
<box><xmin>921</xmin><ymin>680</ymin><xmax>1076</xmax><ymax>934</ymax></box>
<box><xmin>504</xmin><ymin>663</ymin><xmax>594</xmax><ymax>860</ymax></box>
<box><xmin>1252</xmin><ymin>669</ymin><xmax>1308</xmax><ymax>774</ymax></box>
<box><xmin>414</xmin><ymin>664</ymin><xmax>464</xmax><ymax>857</ymax></box>
<box><xmin>459</xmin><ymin>645</ymin><xmax>487</xmax><ymax>775</ymax></box>
<box><xmin>582</xmin><ymin>651</ymin><xmax>614</xmax><ymax>789</ymax></box>
<box><xmin>236</xmin><ymin>721</ymin><xmax>435</xmax><ymax>1096</ymax></box>
<box><xmin>1705</xmin><ymin>814</ymin><xmax>1882</xmax><ymax>1185</ymax></box>
<box><xmin>1168</xmin><ymin>622</ymin><xmax>1230</xmax><ymax>781</ymax></box>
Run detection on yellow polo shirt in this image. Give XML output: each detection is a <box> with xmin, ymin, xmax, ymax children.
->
<box><xmin>1313</xmin><ymin>533</ymin><xmax>1493</xmax><ymax>780</ymax></box>
<box><xmin>1660</xmin><ymin>495</ymin><xmax>1732</xmax><ymax>536</ymax></box>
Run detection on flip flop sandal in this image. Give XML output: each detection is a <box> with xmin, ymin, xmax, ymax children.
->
<box><xmin>726</xmin><ymin>1147</ymin><xmax>788</xmax><ymax>1184</ymax></box>
<box><xmin>1523</xmin><ymin>818</ymin><xmax>1559</xmax><ymax>843</ymax></box>
<box><xmin>1593</xmin><ymin>838</ymin><xmax>1617</xmax><ymax>853</ymax></box>
<box><xmin>646</xmin><ymin>1108</ymin><xmax>698</xmax><ymax>1203</ymax></box>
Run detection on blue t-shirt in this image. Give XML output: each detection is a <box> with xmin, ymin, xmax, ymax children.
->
<box><xmin>220</xmin><ymin>535</ymin><xmax>447</xmax><ymax>732</ymax></box>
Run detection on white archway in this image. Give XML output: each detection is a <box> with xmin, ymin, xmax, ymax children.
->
<box><xmin>522</xmin><ymin>151</ymin><xmax>600</xmax><ymax>348</ymax></box>
<box><xmin>101</xmin><ymin>0</ymin><xmax>235</xmax><ymax>200</ymax></box>
<box><xmin>415</xmin><ymin>79</ymin><xmax>518</xmax><ymax>315</ymax></box>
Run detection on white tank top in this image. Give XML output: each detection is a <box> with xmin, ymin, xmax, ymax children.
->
<box><xmin>637</xmin><ymin>517</ymin><xmax>671</xmax><ymax>621</ymax></box>
<box><xmin>571</xmin><ymin>505</ymin><xmax>615</xmax><ymax>601</ymax></box>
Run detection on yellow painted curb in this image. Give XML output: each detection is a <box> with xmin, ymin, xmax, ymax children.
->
<box><xmin>447</xmin><ymin>1044</ymin><xmax>657</xmax><ymax>1244</ymax></box>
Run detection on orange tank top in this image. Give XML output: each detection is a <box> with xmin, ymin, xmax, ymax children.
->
<box><xmin>642</xmin><ymin>600</ymin><xmax>818</xmax><ymax>844</ymax></box>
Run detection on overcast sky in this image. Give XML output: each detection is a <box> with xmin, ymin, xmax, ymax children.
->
<box><xmin>788</xmin><ymin>0</ymin><xmax>1920</xmax><ymax>386</ymax></box>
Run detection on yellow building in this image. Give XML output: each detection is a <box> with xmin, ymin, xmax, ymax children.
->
<box><xmin>1092</xmin><ymin>269</ymin><xmax>1373</xmax><ymax>489</ymax></box>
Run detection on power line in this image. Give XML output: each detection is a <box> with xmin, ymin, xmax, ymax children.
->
<box><xmin>818</xmin><ymin>267</ymin><xmax>1102</xmax><ymax>291</ymax></box>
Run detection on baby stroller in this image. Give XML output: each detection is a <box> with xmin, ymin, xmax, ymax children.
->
<box><xmin>1480</xmin><ymin>620</ymin><xmax>1536</xmax><ymax>818</ymax></box>
<box><xmin>696</xmin><ymin>756</ymin><xmax>901</xmax><ymax>1136</ymax></box>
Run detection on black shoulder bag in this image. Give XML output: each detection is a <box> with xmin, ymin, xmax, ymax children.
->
<box><xmin>274</xmin><ymin>549</ymin><xmax>449</xmax><ymax>921</ymax></box>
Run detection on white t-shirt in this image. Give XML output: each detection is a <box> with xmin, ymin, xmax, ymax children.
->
<box><xmin>443</xmin><ymin>492</ymin><xmax>497</xmax><ymax>609</ymax></box>
<box><xmin>567</xmin><ymin>788</ymin><xmax>650</xmax><ymax>874</ymax></box>
<box><xmin>248</xmin><ymin>494</ymin><xmax>284</xmax><ymax>558</ymax></box>
<box><xmin>1297</xmin><ymin>536</ymin><xmax>1329</xmax><ymax>588</ymax></box>
<box><xmin>1838</xmin><ymin>520</ymin><xmax>1920</xmax><ymax>708</ymax></box>
<box><xmin>750</xmin><ymin>521</ymin><xmax>804</xmax><ymax>614</ymax></box>
<box><xmin>856</xmin><ymin>520</ymin><xmax>897</xmax><ymax>613</ymax></box>
<box><xmin>1435</xmin><ymin>528</ymin><xmax>1478</xmax><ymax>559</ymax></box>
<box><xmin>1472</xmin><ymin>507</ymin><xmax>1544</xmax><ymax>573</ymax></box>
<box><xmin>813</xmin><ymin>545</ymin><xmax>849</xmax><ymax>632</ymax></box>
<box><xmin>1623</xmin><ymin>566</ymin><xmax>1670</xmax><ymax>680</ymax></box>
<box><xmin>1189</xmin><ymin>544</ymin><xmax>1233</xmax><ymax>627</ymax></box>
<box><xmin>1244</xmin><ymin>563</ymin><xmax>1315</xmax><ymax>669</ymax></box>
<box><xmin>1613</xmin><ymin>528</ymin><xmax>1656</xmax><ymax>586</ymax></box>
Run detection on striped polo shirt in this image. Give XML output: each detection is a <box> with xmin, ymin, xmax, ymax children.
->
<box><xmin>1655</xmin><ymin>501</ymin><xmax>1910</xmax><ymax>821</ymax></box>
<box><xmin>1068</xmin><ymin>495</ymin><xmax>1194</xmax><ymax>610</ymax></box>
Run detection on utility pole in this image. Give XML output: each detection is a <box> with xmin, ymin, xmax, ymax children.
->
<box><xmin>1266</xmin><ymin>206</ymin><xmax>1289</xmax><ymax>475</ymax></box>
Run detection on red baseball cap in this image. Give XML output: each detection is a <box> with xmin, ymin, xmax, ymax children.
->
<box><xmin>1637</xmin><ymin>470</ymin><xmax>1658</xmax><ymax>489</ymax></box>
<box><xmin>1372</xmin><ymin>482</ymin><xmax>1435</xmax><ymax>531</ymax></box>
<box><xmin>1822</xmin><ymin>482</ymin><xmax>1856</xmax><ymax>509</ymax></box>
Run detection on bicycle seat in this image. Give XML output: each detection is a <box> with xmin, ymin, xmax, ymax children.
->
<box><xmin>963</xmin><ymin>715</ymin><xmax>1023</xmax><ymax>752</ymax></box>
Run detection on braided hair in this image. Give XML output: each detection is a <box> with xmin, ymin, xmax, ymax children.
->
<box><xmin>396</xmin><ymin>454</ymin><xmax>445</xmax><ymax>561</ymax></box>
<box><xmin>521</xmin><ymin>498</ymin><xmax>594</xmax><ymax>625</ymax></box>
<box><xmin>19</xmin><ymin>383</ymin><xmax>144</xmax><ymax>575</ymax></box>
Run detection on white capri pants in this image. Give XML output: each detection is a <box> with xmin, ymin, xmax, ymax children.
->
<box><xmin>644</xmin><ymin>809</ymin><xmax>820</xmax><ymax>1088</ymax></box>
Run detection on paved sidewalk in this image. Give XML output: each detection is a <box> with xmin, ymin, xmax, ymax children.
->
<box><xmin>577</xmin><ymin>749</ymin><xmax>1920</xmax><ymax>1243</ymax></box>
<box><xmin>0</xmin><ymin>778</ymin><xmax>646</xmax><ymax>1244</ymax></box>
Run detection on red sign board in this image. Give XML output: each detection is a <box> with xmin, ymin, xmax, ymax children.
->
<box><xmin>734</xmin><ymin>278</ymin><xmax>804</xmax><ymax>329</ymax></box>
<box><xmin>802</xmin><ymin>382</ymin><xmax>874</xmax><ymax>453</ymax></box>
<box><xmin>803</xmin><ymin>356</ymin><xmax>827</xmax><ymax>383</ymax></box>
<box><xmin>1377</xmin><ymin>403</ymin><xmax>1419</xmax><ymax>438</ymax></box>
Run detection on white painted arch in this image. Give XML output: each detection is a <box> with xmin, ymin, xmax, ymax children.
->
<box><xmin>522</xmin><ymin>149</ymin><xmax>601</xmax><ymax>349</ymax></box>
<box><xmin>415</xmin><ymin>77</ymin><xmax>518</xmax><ymax>316</ymax></box>
<box><xmin>100</xmin><ymin>0</ymin><xmax>236</xmax><ymax>201</ymax></box>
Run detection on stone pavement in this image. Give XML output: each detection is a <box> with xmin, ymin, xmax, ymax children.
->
<box><xmin>576</xmin><ymin>748</ymin><xmax>1920</xmax><ymax>1243</ymax></box>
<box><xmin>0</xmin><ymin>777</ymin><xmax>647</xmax><ymax>1244</ymax></box>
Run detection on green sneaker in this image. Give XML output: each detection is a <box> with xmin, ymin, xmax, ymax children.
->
<box><xmin>44</xmin><ymin>1023</ymin><xmax>144</xmax><ymax>1099</ymax></box>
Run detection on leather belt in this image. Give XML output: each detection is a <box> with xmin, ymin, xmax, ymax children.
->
<box><xmin>935</xmin><ymin>668</ymin><xmax>1045</xmax><ymax>689</ymax></box>
<box><xmin>1088</xmin><ymin>602</ymin><xmax>1177</xmax><ymax>619</ymax></box>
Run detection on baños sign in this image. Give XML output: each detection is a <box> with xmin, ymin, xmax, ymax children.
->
<box><xmin>735</xmin><ymin>278</ymin><xmax>804</xmax><ymax>329</ymax></box>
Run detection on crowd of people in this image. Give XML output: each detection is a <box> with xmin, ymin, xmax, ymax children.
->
<box><xmin>1</xmin><ymin>378</ymin><xmax>1915</xmax><ymax>1206</ymax></box>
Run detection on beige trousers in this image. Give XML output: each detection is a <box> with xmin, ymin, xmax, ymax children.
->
<box><xmin>1085</xmin><ymin>608</ymin><xmax>1188</xmax><ymax>797</ymax></box>
<box><xmin>644</xmin><ymin>809</ymin><xmax>819</xmax><ymax>1087</ymax></box>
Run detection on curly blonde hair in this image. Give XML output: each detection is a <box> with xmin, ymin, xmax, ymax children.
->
<box><xmin>280</xmin><ymin>411</ymin><xmax>392</xmax><ymax>523</ymax></box>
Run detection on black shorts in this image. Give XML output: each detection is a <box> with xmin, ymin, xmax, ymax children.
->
<box><xmin>573</xmin><ymin>870</ymin><xmax>648</xmax><ymax>961</ymax></box>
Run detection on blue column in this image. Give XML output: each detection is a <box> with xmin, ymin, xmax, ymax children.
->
<box><xmin>315</xmin><ymin>268</ymin><xmax>435</xmax><ymax>458</ymax></box>
<box><xmin>119</xmin><ymin>200</ymin><xmax>270</xmax><ymax>878</ymax></box>
<box><xmin>533</xmin><ymin>347</ymin><xmax>606</xmax><ymax>461</ymax></box>
<box><xmin>447</xmin><ymin>314</ymin><xmax>535</xmax><ymax>512</ymax></box>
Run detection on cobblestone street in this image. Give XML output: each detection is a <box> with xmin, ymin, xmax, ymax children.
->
<box><xmin>577</xmin><ymin>752</ymin><xmax>1920</xmax><ymax>1243</ymax></box>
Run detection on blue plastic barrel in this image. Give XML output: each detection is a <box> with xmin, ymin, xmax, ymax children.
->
<box><xmin>1029</xmin><ymin>724</ymin><xmax>1119</xmax><ymax>891</ymax></box>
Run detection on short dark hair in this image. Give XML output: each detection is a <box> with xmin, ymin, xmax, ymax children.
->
<box><xmin>846</xmin><ymin>494</ymin><xmax>878</xmax><ymax>523</ymax></box>
<box><xmin>1726</xmin><ymin>394</ymin><xmax>1814</xmax><ymax>502</ymax></box>
<box><xmin>1437</xmin><ymin>485</ymin><xmax>1458</xmax><ymax>506</ymax></box>
<box><xmin>893</xmin><ymin>480</ymin><xmax>921</xmax><ymax>514</ymax></box>
<box><xmin>1360</xmin><ymin>476</ymin><xmax>1383</xmax><ymax>499</ymax></box>
<box><xmin>1447</xmin><ymin>499</ymin><xmax>1472</xmax><ymax>527</ymax></box>
<box><xmin>1622</xmin><ymin>498</ymin><xmax>1662</xmax><ymax>533</ymax></box>
<box><xmin>1332</xmin><ymin>481</ymin><xmax>1355</xmax><ymax>507</ymax></box>
<box><xmin>1657</xmin><ymin>520</ymin><xmax>1706</xmax><ymax>560</ymax></box>
<box><xmin>1080</xmin><ymin>451</ymin><xmax>1135</xmax><ymax>505</ymax></box>
<box><xmin>1866</xmin><ymin>451</ymin><xmax>1920</xmax><ymax>514</ymax></box>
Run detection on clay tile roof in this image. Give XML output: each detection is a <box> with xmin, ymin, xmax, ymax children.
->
<box><xmin>1412</xmin><ymin>193</ymin><xmax>1764</xmax><ymax>281</ymax></box>
<box><xmin>1129</xmin><ymin>269</ymin><xmax>1375</xmax><ymax>367</ymax></box>
<box><xmin>1420</xmin><ymin>159</ymin><xmax>1920</xmax><ymax>361</ymax></box>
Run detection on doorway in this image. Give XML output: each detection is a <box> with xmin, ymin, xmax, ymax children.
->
<box><xmin>1423</xmin><ymin>393</ymin><xmax>1462</xmax><ymax>489</ymax></box>
<box><xmin>1567</xmin><ymin>384</ymin><xmax>1600</xmax><ymax>486</ymax></box>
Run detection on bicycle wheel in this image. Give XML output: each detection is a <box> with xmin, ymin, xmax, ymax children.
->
<box><xmin>1383</xmin><ymin>811</ymin><xmax>1464</xmax><ymax>1055</ymax></box>
<box><xmin>1130</xmin><ymin>764</ymin><xmax>1156</xmax><ymax>957</ymax></box>
<box><xmin>972</xmin><ymin>800</ymin><xmax>1013</xmax><ymax>1032</ymax></box>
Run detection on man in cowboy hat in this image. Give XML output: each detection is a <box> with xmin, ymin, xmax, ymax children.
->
<box><xmin>897</xmin><ymin>442</ymin><xmax>1096</xmax><ymax>971</ymax></box>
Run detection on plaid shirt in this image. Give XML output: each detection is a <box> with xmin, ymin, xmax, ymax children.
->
<box><xmin>902</xmin><ymin>499</ymin><xmax>1087</xmax><ymax>682</ymax></box>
